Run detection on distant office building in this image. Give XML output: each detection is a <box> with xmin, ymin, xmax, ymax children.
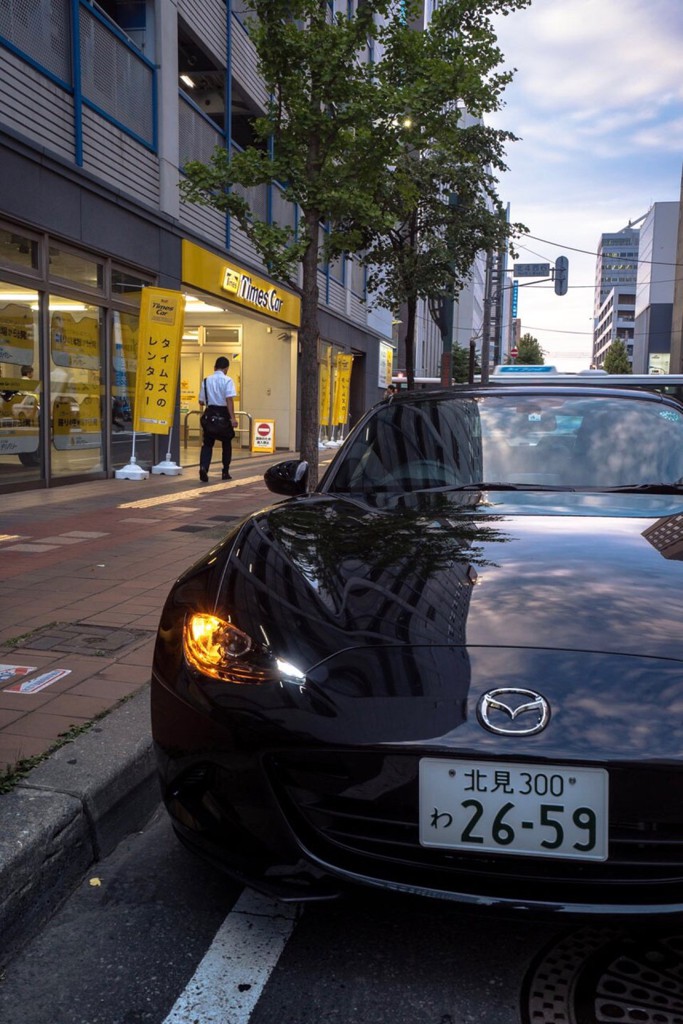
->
<box><xmin>593</xmin><ymin>287</ymin><xmax>637</xmax><ymax>367</ymax></box>
<box><xmin>632</xmin><ymin>202</ymin><xmax>678</xmax><ymax>374</ymax></box>
<box><xmin>593</xmin><ymin>225</ymin><xmax>640</xmax><ymax>319</ymax></box>
<box><xmin>592</xmin><ymin>224</ymin><xmax>640</xmax><ymax>368</ymax></box>
<box><xmin>670</xmin><ymin>169</ymin><xmax>683</xmax><ymax>374</ymax></box>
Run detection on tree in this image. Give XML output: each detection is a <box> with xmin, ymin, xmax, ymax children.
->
<box><xmin>514</xmin><ymin>333</ymin><xmax>546</xmax><ymax>365</ymax></box>
<box><xmin>182</xmin><ymin>0</ymin><xmax>397</xmax><ymax>485</ymax></box>
<box><xmin>180</xmin><ymin>0</ymin><xmax>529</xmax><ymax>484</ymax></box>
<box><xmin>603</xmin><ymin>339</ymin><xmax>632</xmax><ymax>374</ymax></box>
<box><xmin>452</xmin><ymin>342</ymin><xmax>479</xmax><ymax>383</ymax></box>
<box><xmin>360</xmin><ymin>0</ymin><xmax>529</xmax><ymax>390</ymax></box>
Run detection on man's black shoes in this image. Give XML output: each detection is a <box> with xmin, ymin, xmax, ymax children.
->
<box><xmin>222</xmin><ymin>471</ymin><xmax>232</xmax><ymax>480</ymax></box>
<box><xmin>199</xmin><ymin>469</ymin><xmax>208</xmax><ymax>483</ymax></box>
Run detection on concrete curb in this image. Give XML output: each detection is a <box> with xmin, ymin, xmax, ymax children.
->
<box><xmin>0</xmin><ymin>687</ymin><xmax>158</xmax><ymax>966</ymax></box>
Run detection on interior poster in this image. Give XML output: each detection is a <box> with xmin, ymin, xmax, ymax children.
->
<box><xmin>133</xmin><ymin>288</ymin><xmax>184</xmax><ymax>434</ymax></box>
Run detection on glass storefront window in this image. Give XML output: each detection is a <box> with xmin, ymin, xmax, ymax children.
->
<box><xmin>0</xmin><ymin>284</ymin><xmax>41</xmax><ymax>483</ymax></box>
<box><xmin>0</xmin><ymin>228</ymin><xmax>39</xmax><ymax>273</ymax></box>
<box><xmin>111</xmin><ymin>309</ymin><xmax>154</xmax><ymax>469</ymax></box>
<box><xmin>48</xmin><ymin>247</ymin><xmax>104</xmax><ymax>293</ymax></box>
<box><xmin>49</xmin><ymin>296</ymin><xmax>104</xmax><ymax>478</ymax></box>
<box><xmin>112</xmin><ymin>269</ymin><xmax>151</xmax><ymax>301</ymax></box>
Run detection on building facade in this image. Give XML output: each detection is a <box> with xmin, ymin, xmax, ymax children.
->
<box><xmin>670</xmin><ymin>168</ymin><xmax>683</xmax><ymax>374</ymax></box>
<box><xmin>632</xmin><ymin>202</ymin><xmax>678</xmax><ymax>374</ymax></box>
<box><xmin>593</xmin><ymin>287</ymin><xmax>637</xmax><ymax>368</ymax></box>
<box><xmin>0</xmin><ymin>0</ymin><xmax>393</xmax><ymax>492</ymax></box>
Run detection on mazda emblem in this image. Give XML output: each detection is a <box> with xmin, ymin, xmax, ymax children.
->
<box><xmin>477</xmin><ymin>688</ymin><xmax>550</xmax><ymax>736</ymax></box>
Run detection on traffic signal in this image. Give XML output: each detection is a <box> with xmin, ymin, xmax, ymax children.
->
<box><xmin>554</xmin><ymin>256</ymin><xmax>568</xmax><ymax>296</ymax></box>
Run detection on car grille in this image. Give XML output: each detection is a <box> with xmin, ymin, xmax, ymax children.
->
<box><xmin>267</xmin><ymin>750</ymin><xmax>683</xmax><ymax>902</ymax></box>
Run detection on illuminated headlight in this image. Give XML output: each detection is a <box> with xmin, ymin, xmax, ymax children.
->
<box><xmin>183</xmin><ymin>612</ymin><xmax>301</xmax><ymax>685</ymax></box>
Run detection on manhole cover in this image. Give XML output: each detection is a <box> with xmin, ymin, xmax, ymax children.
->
<box><xmin>6</xmin><ymin>622</ymin><xmax>151</xmax><ymax>655</ymax></box>
<box><xmin>522</xmin><ymin>927</ymin><xmax>683</xmax><ymax>1024</ymax></box>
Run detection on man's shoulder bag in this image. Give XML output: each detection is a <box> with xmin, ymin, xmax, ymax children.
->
<box><xmin>200</xmin><ymin>407</ymin><xmax>235</xmax><ymax>441</ymax></box>
<box><xmin>199</xmin><ymin>378</ymin><xmax>235</xmax><ymax>440</ymax></box>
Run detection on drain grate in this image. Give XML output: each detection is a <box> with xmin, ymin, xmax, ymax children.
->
<box><xmin>4</xmin><ymin>622</ymin><xmax>151</xmax><ymax>655</ymax></box>
<box><xmin>522</xmin><ymin>927</ymin><xmax>683</xmax><ymax>1024</ymax></box>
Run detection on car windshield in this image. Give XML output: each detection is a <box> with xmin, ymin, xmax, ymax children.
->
<box><xmin>326</xmin><ymin>392</ymin><xmax>683</xmax><ymax>494</ymax></box>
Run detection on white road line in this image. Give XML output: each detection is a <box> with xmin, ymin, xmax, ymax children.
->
<box><xmin>162</xmin><ymin>890</ymin><xmax>300</xmax><ymax>1024</ymax></box>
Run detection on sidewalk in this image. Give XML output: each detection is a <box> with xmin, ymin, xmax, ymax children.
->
<box><xmin>0</xmin><ymin>448</ymin><xmax>334</xmax><ymax>965</ymax></box>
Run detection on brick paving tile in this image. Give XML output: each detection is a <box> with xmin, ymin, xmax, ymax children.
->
<box><xmin>4</xmin><ymin>711</ymin><xmax>92</xmax><ymax>740</ymax></box>
<box><xmin>93</xmin><ymin>662</ymin><xmax>153</xmax><ymax>684</ymax></box>
<box><xmin>0</xmin><ymin>733</ymin><xmax>54</xmax><ymax>768</ymax></box>
<box><xmin>0</xmin><ymin>687</ymin><xmax>61</xmax><ymax>712</ymax></box>
<box><xmin>70</xmin><ymin>678</ymin><xmax>144</xmax><ymax>701</ymax></box>
<box><xmin>0</xmin><ymin>708</ymin><xmax>25</xmax><ymax>728</ymax></box>
<box><xmin>38</xmin><ymin>693</ymin><xmax>120</xmax><ymax>719</ymax></box>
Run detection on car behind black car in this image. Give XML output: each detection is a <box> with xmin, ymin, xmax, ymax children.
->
<box><xmin>151</xmin><ymin>385</ymin><xmax>683</xmax><ymax>915</ymax></box>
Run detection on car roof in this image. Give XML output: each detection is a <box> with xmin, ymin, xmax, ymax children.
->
<box><xmin>388</xmin><ymin>384</ymin><xmax>673</xmax><ymax>404</ymax></box>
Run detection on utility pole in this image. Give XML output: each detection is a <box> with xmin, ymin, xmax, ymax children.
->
<box><xmin>480</xmin><ymin>249</ymin><xmax>494</xmax><ymax>384</ymax></box>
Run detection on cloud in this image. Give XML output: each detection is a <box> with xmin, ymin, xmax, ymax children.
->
<box><xmin>487</xmin><ymin>0</ymin><xmax>683</xmax><ymax>370</ymax></box>
<box><xmin>494</xmin><ymin>0</ymin><xmax>683</xmax><ymax>117</ymax></box>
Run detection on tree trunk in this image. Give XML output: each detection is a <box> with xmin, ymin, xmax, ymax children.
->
<box><xmin>405</xmin><ymin>294</ymin><xmax>417</xmax><ymax>390</ymax></box>
<box><xmin>404</xmin><ymin>209</ymin><xmax>418</xmax><ymax>389</ymax></box>
<box><xmin>299</xmin><ymin>207</ymin><xmax>321</xmax><ymax>486</ymax></box>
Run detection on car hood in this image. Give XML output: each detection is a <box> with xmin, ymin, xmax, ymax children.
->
<box><xmin>219</xmin><ymin>491</ymin><xmax>683</xmax><ymax>667</ymax></box>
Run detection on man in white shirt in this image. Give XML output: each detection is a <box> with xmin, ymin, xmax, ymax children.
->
<box><xmin>198</xmin><ymin>356</ymin><xmax>238</xmax><ymax>482</ymax></box>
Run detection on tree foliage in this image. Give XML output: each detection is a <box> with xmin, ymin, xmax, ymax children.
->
<box><xmin>360</xmin><ymin>1</ymin><xmax>528</xmax><ymax>388</ymax></box>
<box><xmin>452</xmin><ymin>343</ymin><xmax>479</xmax><ymax>383</ymax></box>
<box><xmin>603</xmin><ymin>339</ymin><xmax>632</xmax><ymax>374</ymax></box>
<box><xmin>514</xmin><ymin>333</ymin><xmax>546</xmax><ymax>365</ymax></box>
<box><xmin>180</xmin><ymin>0</ymin><xmax>529</xmax><ymax>483</ymax></box>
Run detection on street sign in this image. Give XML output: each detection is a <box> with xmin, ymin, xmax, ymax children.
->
<box><xmin>251</xmin><ymin>419</ymin><xmax>275</xmax><ymax>453</ymax></box>
<box><xmin>513</xmin><ymin>263</ymin><xmax>550</xmax><ymax>277</ymax></box>
<box><xmin>510</xmin><ymin>347</ymin><xmax>518</xmax><ymax>358</ymax></box>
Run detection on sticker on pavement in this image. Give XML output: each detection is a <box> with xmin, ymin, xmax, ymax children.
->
<box><xmin>4</xmin><ymin>668</ymin><xmax>72</xmax><ymax>693</ymax></box>
<box><xmin>0</xmin><ymin>664</ymin><xmax>37</xmax><ymax>686</ymax></box>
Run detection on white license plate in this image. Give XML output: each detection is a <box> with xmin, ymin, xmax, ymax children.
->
<box><xmin>419</xmin><ymin>759</ymin><xmax>608</xmax><ymax>861</ymax></box>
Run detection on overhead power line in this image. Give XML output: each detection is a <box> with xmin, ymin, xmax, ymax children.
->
<box><xmin>523</xmin><ymin>233</ymin><xmax>683</xmax><ymax>268</ymax></box>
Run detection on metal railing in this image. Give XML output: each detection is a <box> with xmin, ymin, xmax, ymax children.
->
<box><xmin>183</xmin><ymin>409</ymin><xmax>253</xmax><ymax>449</ymax></box>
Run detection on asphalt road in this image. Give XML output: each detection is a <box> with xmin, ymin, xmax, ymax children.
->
<box><xmin>2</xmin><ymin>807</ymin><xmax>680</xmax><ymax>1024</ymax></box>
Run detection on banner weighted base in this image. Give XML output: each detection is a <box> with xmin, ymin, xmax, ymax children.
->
<box><xmin>115</xmin><ymin>456</ymin><xmax>149</xmax><ymax>480</ymax></box>
<box><xmin>152</xmin><ymin>458</ymin><xmax>182</xmax><ymax>476</ymax></box>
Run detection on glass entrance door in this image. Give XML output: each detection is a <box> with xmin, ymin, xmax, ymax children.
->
<box><xmin>180</xmin><ymin>326</ymin><xmax>242</xmax><ymax>467</ymax></box>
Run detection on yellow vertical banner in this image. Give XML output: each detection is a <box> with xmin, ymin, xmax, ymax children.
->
<box><xmin>332</xmin><ymin>353</ymin><xmax>353</xmax><ymax>426</ymax></box>
<box><xmin>384</xmin><ymin>346</ymin><xmax>393</xmax><ymax>387</ymax></box>
<box><xmin>133</xmin><ymin>288</ymin><xmax>184</xmax><ymax>434</ymax></box>
<box><xmin>319</xmin><ymin>345</ymin><xmax>332</xmax><ymax>427</ymax></box>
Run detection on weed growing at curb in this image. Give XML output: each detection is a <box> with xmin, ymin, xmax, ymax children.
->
<box><xmin>0</xmin><ymin>691</ymin><xmax>139</xmax><ymax>794</ymax></box>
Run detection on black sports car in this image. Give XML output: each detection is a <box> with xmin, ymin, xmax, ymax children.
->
<box><xmin>151</xmin><ymin>385</ymin><xmax>683</xmax><ymax>915</ymax></box>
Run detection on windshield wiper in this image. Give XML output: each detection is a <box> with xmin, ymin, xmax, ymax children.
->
<box><xmin>597</xmin><ymin>483</ymin><xmax>683</xmax><ymax>494</ymax></box>
<box><xmin>457</xmin><ymin>482</ymin><xmax>575</xmax><ymax>492</ymax></box>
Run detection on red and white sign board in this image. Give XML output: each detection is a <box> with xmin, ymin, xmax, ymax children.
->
<box><xmin>251</xmin><ymin>419</ymin><xmax>275</xmax><ymax>453</ymax></box>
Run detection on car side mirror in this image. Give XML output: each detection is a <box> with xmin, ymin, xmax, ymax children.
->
<box><xmin>264</xmin><ymin>460</ymin><xmax>309</xmax><ymax>496</ymax></box>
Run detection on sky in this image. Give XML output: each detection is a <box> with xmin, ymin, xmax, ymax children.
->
<box><xmin>489</xmin><ymin>0</ymin><xmax>683</xmax><ymax>371</ymax></box>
